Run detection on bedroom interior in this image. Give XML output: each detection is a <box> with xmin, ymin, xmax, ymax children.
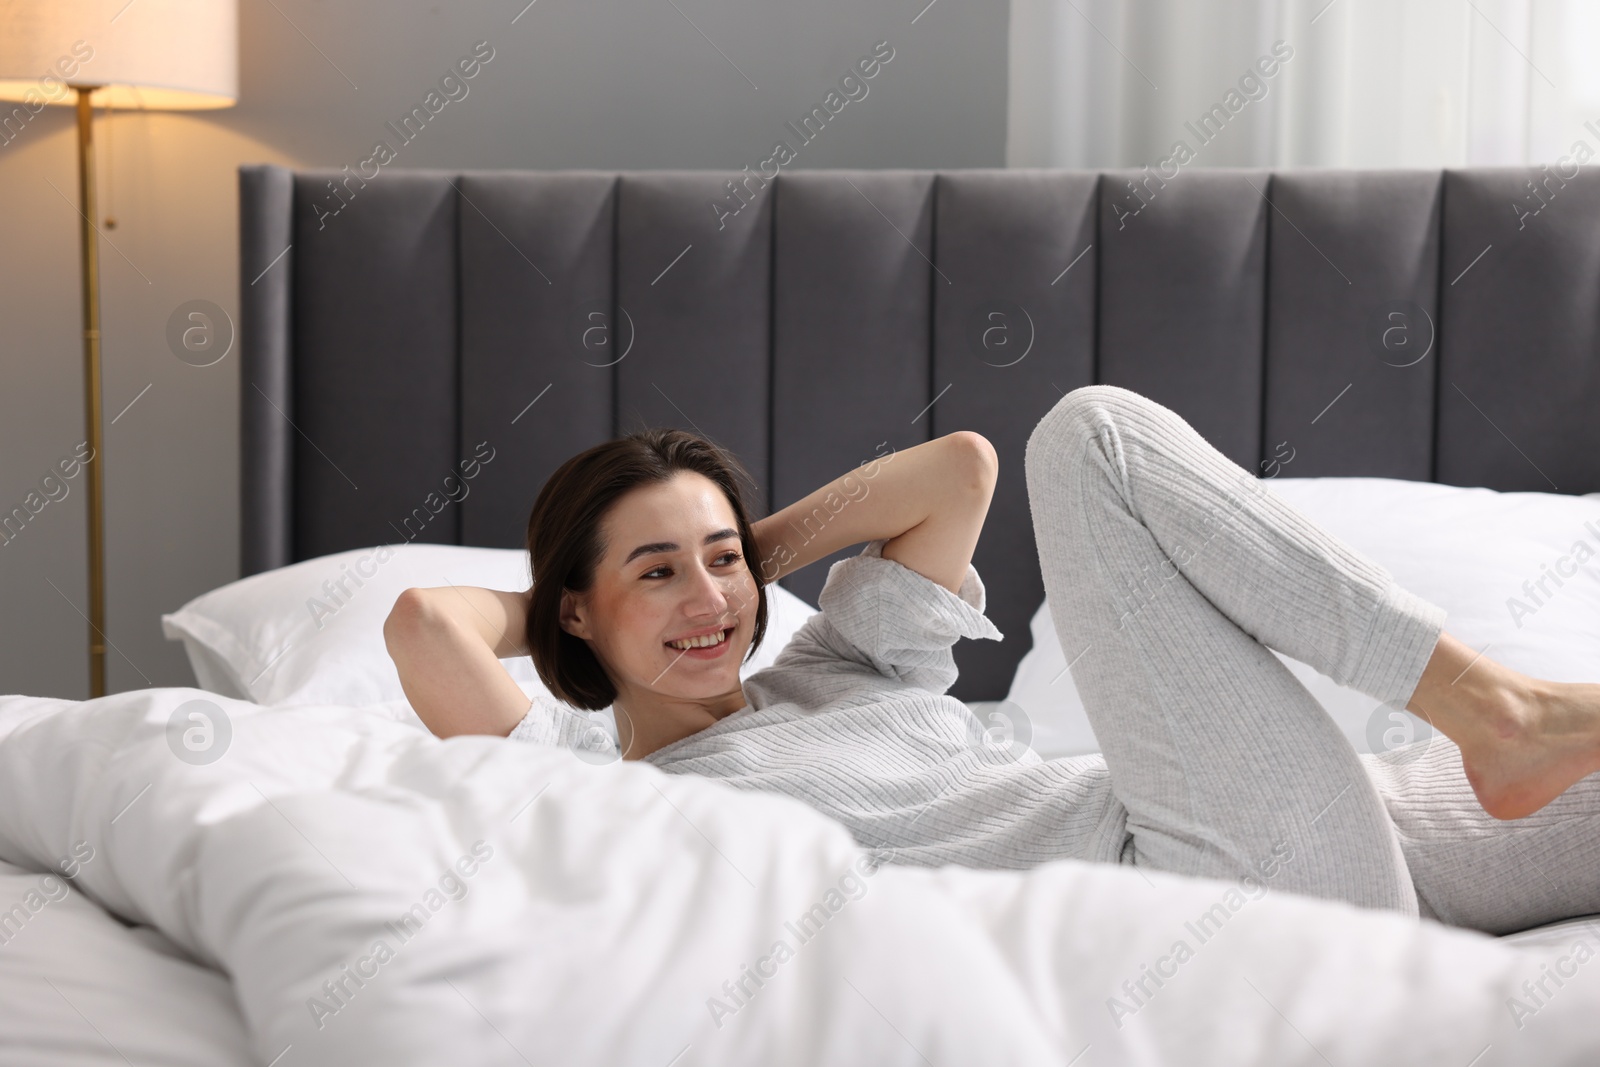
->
<box><xmin>4</xmin><ymin>1</ymin><xmax>1600</xmax><ymax>1064</ymax></box>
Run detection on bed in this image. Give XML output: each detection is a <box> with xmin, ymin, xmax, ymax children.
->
<box><xmin>2</xmin><ymin>164</ymin><xmax>1599</xmax><ymax>1065</ymax></box>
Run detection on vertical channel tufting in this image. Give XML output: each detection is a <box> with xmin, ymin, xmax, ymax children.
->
<box><xmin>1438</xmin><ymin>167</ymin><xmax>1600</xmax><ymax>493</ymax></box>
<box><xmin>242</xmin><ymin>163</ymin><xmax>1600</xmax><ymax>700</ymax></box>
<box><xmin>458</xmin><ymin>171</ymin><xmax>617</xmax><ymax>548</ymax></box>
<box><xmin>614</xmin><ymin>171</ymin><xmax>773</xmax><ymax>514</ymax></box>
<box><xmin>454</xmin><ymin>175</ymin><xmax>464</xmax><ymax>541</ymax></box>
<box><xmin>767</xmin><ymin>175</ymin><xmax>778</xmax><ymax>520</ymax></box>
<box><xmin>932</xmin><ymin>169</ymin><xmax>1098</xmax><ymax>701</ymax></box>
<box><xmin>771</xmin><ymin>170</ymin><xmax>936</xmax><ymax>612</ymax></box>
<box><xmin>1263</xmin><ymin>170</ymin><xmax>1441</xmax><ymax>481</ymax></box>
<box><xmin>239</xmin><ymin>164</ymin><xmax>295</xmax><ymax>575</ymax></box>
<box><xmin>927</xmin><ymin>176</ymin><xmax>937</xmax><ymax>468</ymax></box>
<box><xmin>291</xmin><ymin>169</ymin><xmax>459</xmax><ymax>559</ymax></box>
<box><xmin>1259</xmin><ymin>172</ymin><xmax>1273</xmax><ymax>481</ymax></box>
<box><xmin>610</xmin><ymin>182</ymin><xmax>620</xmax><ymax>440</ymax></box>
<box><xmin>1430</xmin><ymin>171</ymin><xmax>1448</xmax><ymax>484</ymax></box>
<box><xmin>1095</xmin><ymin>167</ymin><xmax>1269</xmax><ymax>469</ymax></box>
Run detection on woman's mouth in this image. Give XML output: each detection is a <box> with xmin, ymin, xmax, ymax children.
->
<box><xmin>665</xmin><ymin>626</ymin><xmax>735</xmax><ymax>659</ymax></box>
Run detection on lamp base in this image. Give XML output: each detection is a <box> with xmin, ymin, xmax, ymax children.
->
<box><xmin>75</xmin><ymin>86</ymin><xmax>107</xmax><ymax>698</ymax></box>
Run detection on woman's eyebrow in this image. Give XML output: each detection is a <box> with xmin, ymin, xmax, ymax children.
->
<box><xmin>622</xmin><ymin>528</ymin><xmax>739</xmax><ymax>565</ymax></box>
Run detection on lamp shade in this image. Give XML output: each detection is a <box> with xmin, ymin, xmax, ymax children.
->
<box><xmin>0</xmin><ymin>0</ymin><xmax>237</xmax><ymax>110</ymax></box>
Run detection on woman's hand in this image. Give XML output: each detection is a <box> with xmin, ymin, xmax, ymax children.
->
<box><xmin>382</xmin><ymin>585</ymin><xmax>536</xmax><ymax>739</ymax></box>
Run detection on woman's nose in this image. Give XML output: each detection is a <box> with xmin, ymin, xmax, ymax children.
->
<box><xmin>684</xmin><ymin>562</ymin><xmax>737</xmax><ymax>616</ymax></box>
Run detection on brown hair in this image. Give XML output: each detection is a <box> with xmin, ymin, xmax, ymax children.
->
<box><xmin>524</xmin><ymin>428</ymin><xmax>770</xmax><ymax>710</ymax></box>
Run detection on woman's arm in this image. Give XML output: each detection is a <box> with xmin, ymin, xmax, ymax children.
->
<box><xmin>751</xmin><ymin>431</ymin><xmax>998</xmax><ymax>595</ymax></box>
<box><xmin>383</xmin><ymin>584</ymin><xmax>535</xmax><ymax>739</ymax></box>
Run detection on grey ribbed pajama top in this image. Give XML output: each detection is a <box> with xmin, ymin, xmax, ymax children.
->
<box><xmin>511</xmin><ymin>537</ymin><xmax>1126</xmax><ymax>871</ymax></box>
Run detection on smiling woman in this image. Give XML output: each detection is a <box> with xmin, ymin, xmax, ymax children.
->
<box><xmin>382</xmin><ymin>425</ymin><xmax>995</xmax><ymax>757</ymax></box>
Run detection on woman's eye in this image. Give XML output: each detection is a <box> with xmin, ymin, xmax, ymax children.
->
<box><xmin>642</xmin><ymin>552</ymin><xmax>741</xmax><ymax>580</ymax></box>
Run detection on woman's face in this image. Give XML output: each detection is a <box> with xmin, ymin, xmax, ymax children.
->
<box><xmin>559</xmin><ymin>471</ymin><xmax>758</xmax><ymax>712</ymax></box>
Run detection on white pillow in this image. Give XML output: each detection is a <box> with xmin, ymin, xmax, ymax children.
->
<box><xmin>1005</xmin><ymin>478</ymin><xmax>1600</xmax><ymax>761</ymax></box>
<box><xmin>161</xmin><ymin>544</ymin><xmax>819</xmax><ymax>721</ymax></box>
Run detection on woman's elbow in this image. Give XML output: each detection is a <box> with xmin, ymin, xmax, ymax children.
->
<box><xmin>947</xmin><ymin>431</ymin><xmax>999</xmax><ymax>494</ymax></box>
<box><xmin>383</xmin><ymin>587</ymin><xmax>433</xmax><ymax>653</ymax></box>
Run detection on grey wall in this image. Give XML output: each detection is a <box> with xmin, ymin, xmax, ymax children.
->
<box><xmin>0</xmin><ymin>0</ymin><xmax>1009</xmax><ymax>698</ymax></box>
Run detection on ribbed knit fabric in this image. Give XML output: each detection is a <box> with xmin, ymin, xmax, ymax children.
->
<box><xmin>1024</xmin><ymin>384</ymin><xmax>1600</xmax><ymax>930</ymax></box>
<box><xmin>1363</xmin><ymin>740</ymin><xmax>1600</xmax><ymax>934</ymax></box>
<box><xmin>510</xmin><ymin>384</ymin><xmax>1600</xmax><ymax>933</ymax></box>
<box><xmin>641</xmin><ymin>536</ymin><xmax>1128</xmax><ymax>871</ymax></box>
<box><xmin>507</xmin><ymin>692</ymin><xmax>616</xmax><ymax>754</ymax></box>
<box><xmin>1020</xmin><ymin>385</ymin><xmax>1438</xmax><ymax>915</ymax></box>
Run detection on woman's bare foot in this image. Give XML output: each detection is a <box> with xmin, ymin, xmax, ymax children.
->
<box><xmin>1449</xmin><ymin>677</ymin><xmax>1600</xmax><ymax>820</ymax></box>
<box><xmin>1407</xmin><ymin>632</ymin><xmax>1600</xmax><ymax>820</ymax></box>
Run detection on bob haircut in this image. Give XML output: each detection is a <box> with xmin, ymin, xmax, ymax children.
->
<box><xmin>524</xmin><ymin>427</ymin><xmax>770</xmax><ymax>710</ymax></box>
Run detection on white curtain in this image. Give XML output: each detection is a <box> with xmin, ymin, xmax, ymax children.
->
<box><xmin>1007</xmin><ymin>0</ymin><xmax>1600</xmax><ymax>169</ymax></box>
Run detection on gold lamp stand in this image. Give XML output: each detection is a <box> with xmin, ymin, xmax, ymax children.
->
<box><xmin>75</xmin><ymin>86</ymin><xmax>107</xmax><ymax>698</ymax></box>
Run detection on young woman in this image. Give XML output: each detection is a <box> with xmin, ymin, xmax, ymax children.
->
<box><xmin>384</xmin><ymin>384</ymin><xmax>1600</xmax><ymax>935</ymax></box>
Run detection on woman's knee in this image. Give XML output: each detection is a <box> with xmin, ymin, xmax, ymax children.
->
<box><xmin>1024</xmin><ymin>384</ymin><xmax>1127</xmax><ymax>477</ymax></box>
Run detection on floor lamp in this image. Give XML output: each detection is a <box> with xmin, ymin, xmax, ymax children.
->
<box><xmin>0</xmin><ymin>2</ymin><xmax>236</xmax><ymax>696</ymax></box>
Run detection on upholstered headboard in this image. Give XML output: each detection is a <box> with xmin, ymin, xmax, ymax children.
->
<box><xmin>238</xmin><ymin>164</ymin><xmax>1600</xmax><ymax>701</ymax></box>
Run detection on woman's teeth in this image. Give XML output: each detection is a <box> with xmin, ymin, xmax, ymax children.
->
<box><xmin>668</xmin><ymin>628</ymin><xmax>729</xmax><ymax>650</ymax></box>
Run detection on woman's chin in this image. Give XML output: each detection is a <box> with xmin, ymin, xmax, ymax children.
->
<box><xmin>665</xmin><ymin>657</ymin><xmax>744</xmax><ymax>694</ymax></box>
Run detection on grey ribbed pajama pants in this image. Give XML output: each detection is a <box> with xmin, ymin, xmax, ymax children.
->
<box><xmin>1024</xmin><ymin>384</ymin><xmax>1600</xmax><ymax>935</ymax></box>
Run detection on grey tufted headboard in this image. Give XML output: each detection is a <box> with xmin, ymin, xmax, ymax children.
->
<box><xmin>238</xmin><ymin>164</ymin><xmax>1600</xmax><ymax>702</ymax></box>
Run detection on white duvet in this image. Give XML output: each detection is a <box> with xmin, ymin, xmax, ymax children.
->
<box><xmin>1</xmin><ymin>688</ymin><xmax>1597</xmax><ymax>1067</ymax></box>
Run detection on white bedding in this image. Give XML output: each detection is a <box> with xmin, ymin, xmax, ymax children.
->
<box><xmin>0</xmin><ymin>858</ymin><xmax>253</xmax><ymax>1065</ymax></box>
<box><xmin>2</xmin><ymin>687</ymin><xmax>1598</xmax><ymax>1067</ymax></box>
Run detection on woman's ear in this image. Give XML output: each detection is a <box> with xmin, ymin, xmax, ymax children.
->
<box><xmin>559</xmin><ymin>588</ymin><xmax>590</xmax><ymax>640</ymax></box>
